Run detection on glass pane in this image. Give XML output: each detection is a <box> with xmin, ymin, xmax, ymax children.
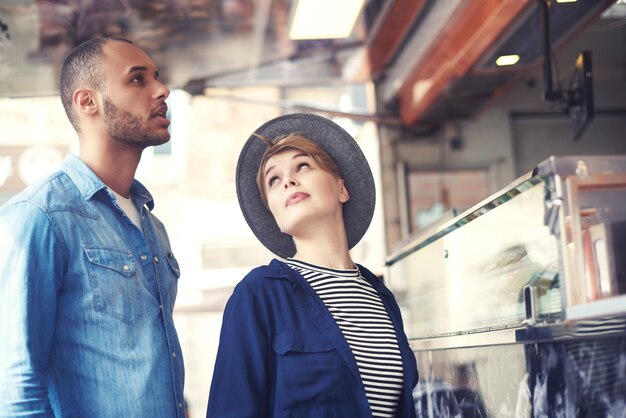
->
<box><xmin>408</xmin><ymin>169</ymin><xmax>489</xmax><ymax>234</ymax></box>
<box><xmin>390</xmin><ymin>177</ymin><xmax>562</xmax><ymax>339</ymax></box>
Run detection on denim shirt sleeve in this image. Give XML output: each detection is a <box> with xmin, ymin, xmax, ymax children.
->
<box><xmin>206</xmin><ymin>279</ymin><xmax>269</xmax><ymax>418</ymax></box>
<box><xmin>0</xmin><ymin>201</ymin><xmax>64</xmax><ymax>417</ymax></box>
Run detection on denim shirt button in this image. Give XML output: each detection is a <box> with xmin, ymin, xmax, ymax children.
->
<box><xmin>178</xmin><ymin>402</ymin><xmax>182</xmax><ymax>408</ymax></box>
<box><xmin>172</xmin><ymin>351</ymin><xmax>177</xmax><ymax>358</ymax></box>
<box><xmin>154</xmin><ymin>256</ymin><xmax>159</xmax><ymax>262</ymax></box>
<box><xmin>123</xmin><ymin>265</ymin><xmax>129</xmax><ymax>271</ymax></box>
<box><xmin>140</xmin><ymin>255</ymin><xmax>147</xmax><ymax>261</ymax></box>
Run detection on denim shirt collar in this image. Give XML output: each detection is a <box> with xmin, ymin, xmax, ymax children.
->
<box><xmin>62</xmin><ymin>154</ymin><xmax>155</xmax><ymax>210</ymax></box>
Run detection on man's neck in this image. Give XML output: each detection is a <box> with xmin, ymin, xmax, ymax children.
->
<box><xmin>79</xmin><ymin>146</ymin><xmax>141</xmax><ymax>198</ymax></box>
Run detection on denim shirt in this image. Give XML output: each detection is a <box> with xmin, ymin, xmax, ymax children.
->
<box><xmin>0</xmin><ymin>154</ymin><xmax>185</xmax><ymax>418</ymax></box>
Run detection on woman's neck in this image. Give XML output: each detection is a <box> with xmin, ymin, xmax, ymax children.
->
<box><xmin>292</xmin><ymin>235</ymin><xmax>354</xmax><ymax>270</ymax></box>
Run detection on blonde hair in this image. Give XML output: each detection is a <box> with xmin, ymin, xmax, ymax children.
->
<box><xmin>255</xmin><ymin>133</ymin><xmax>342</xmax><ymax>208</ymax></box>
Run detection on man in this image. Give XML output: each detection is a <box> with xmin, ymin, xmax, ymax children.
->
<box><xmin>0</xmin><ymin>37</ymin><xmax>185</xmax><ymax>417</ymax></box>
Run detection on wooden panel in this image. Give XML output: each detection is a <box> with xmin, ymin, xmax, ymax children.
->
<box><xmin>345</xmin><ymin>0</ymin><xmax>426</xmax><ymax>82</ymax></box>
<box><xmin>367</xmin><ymin>0</ymin><xmax>427</xmax><ymax>75</ymax></box>
<box><xmin>397</xmin><ymin>0</ymin><xmax>533</xmax><ymax>126</ymax></box>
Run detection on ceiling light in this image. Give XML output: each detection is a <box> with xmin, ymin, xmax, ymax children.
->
<box><xmin>289</xmin><ymin>0</ymin><xmax>365</xmax><ymax>40</ymax></box>
<box><xmin>555</xmin><ymin>0</ymin><xmax>578</xmax><ymax>3</ymax></box>
<box><xmin>412</xmin><ymin>79</ymin><xmax>434</xmax><ymax>103</ymax></box>
<box><xmin>496</xmin><ymin>54</ymin><xmax>520</xmax><ymax>66</ymax></box>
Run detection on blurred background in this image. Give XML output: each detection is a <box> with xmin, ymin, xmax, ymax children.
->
<box><xmin>1</xmin><ymin>0</ymin><xmax>625</xmax><ymax>415</ymax></box>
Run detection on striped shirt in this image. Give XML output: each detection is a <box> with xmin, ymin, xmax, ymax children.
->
<box><xmin>287</xmin><ymin>259</ymin><xmax>404</xmax><ymax>418</ymax></box>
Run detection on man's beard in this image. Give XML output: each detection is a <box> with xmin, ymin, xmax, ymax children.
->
<box><xmin>103</xmin><ymin>98</ymin><xmax>170</xmax><ymax>149</ymax></box>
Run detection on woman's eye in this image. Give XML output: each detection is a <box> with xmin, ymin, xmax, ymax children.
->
<box><xmin>268</xmin><ymin>176</ymin><xmax>278</xmax><ymax>187</ymax></box>
<box><xmin>296</xmin><ymin>162</ymin><xmax>310</xmax><ymax>171</ymax></box>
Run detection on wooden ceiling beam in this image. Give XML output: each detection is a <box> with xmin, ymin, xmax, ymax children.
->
<box><xmin>397</xmin><ymin>0</ymin><xmax>533</xmax><ymax>126</ymax></box>
<box><xmin>345</xmin><ymin>0</ymin><xmax>426</xmax><ymax>82</ymax></box>
<box><xmin>366</xmin><ymin>0</ymin><xmax>427</xmax><ymax>76</ymax></box>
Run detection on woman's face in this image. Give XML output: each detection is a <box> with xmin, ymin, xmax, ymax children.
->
<box><xmin>263</xmin><ymin>148</ymin><xmax>349</xmax><ymax>238</ymax></box>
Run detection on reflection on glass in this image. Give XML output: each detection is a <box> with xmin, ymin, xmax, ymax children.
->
<box><xmin>390</xmin><ymin>178</ymin><xmax>562</xmax><ymax>339</ymax></box>
<box><xmin>562</xmin><ymin>183</ymin><xmax>626</xmax><ymax>308</ymax></box>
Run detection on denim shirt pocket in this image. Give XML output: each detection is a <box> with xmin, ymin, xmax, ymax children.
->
<box><xmin>84</xmin><ymin>246</ymin><xmax>142</xmax><ymax>325</ymax></box>
<box><xmin>272</xmin><ymin>331</ymin><xmax>350</xmax><ymax>410</ymax></box>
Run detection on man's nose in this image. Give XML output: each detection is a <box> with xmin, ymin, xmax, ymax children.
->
<box><xmin>155</xmin><ymin>80</ymin><xmax>170</xmax><ymax>100</ymax></box>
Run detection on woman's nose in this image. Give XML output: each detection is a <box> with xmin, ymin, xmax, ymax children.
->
<box><xmin>283</xmin><ymin>177</ymin><xmax>298</xmax><ymax>188</ymax></box>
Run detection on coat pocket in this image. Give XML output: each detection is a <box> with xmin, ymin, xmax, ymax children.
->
<box><xmin>272</xmin><ymin>331</ymin><xmax>351</xmax><ymax>410</ymax></box>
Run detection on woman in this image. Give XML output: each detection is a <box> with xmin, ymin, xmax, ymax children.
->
<box><xmin>206</xmin><ymin>113</ymin><xmax>418</xmax><ymax>418</ymax></box>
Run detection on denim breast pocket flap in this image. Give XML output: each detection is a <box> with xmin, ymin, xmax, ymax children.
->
<box><xmin>84</xmin><ymin>246</ymin><xmax>141</xmax><ymax>324</ymax></box>
<box><xmin>165</xmin><ymin>252</ymin><xmax>181</xmax><ymax>278</ymax></box>
<box><xmin>84</xmin><ymin>246</ymin><xmax>136</xmax><ymax>276</ymax></box>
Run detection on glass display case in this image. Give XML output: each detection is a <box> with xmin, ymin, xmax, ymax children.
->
<box><xmin>388</xmin><ymin>155</ymin><xmax>626</xmax><ymax>342</ymax></box>
<box><xmin>386</xmin><ymin>155</ymin><xmax>626</xmax><ymax>417</ymax></box>
<box><xmin>389</xmin><ymin>175</ymin><xmax>561</xmax><ymax>340</ymax></box>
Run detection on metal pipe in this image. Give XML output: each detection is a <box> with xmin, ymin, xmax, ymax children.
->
<box><xmin>539</xmin><ymin>0</ymin><xmax>560</xmax><ymax>102</ymax></box>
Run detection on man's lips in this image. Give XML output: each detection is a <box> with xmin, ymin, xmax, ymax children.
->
<box><xmin>152</xmin><ymin>105</ymin><xmax>170</xmax><ymax>126</ymax></box>
<box><xmin>285</xmin><ymin>192</ymin><xmax>309</xmax><ymax>207</ymax></box>
<box><xmin>153</xmin><ymin>115</ymin><xmax>170</xmax><ymax>127</ymax></box>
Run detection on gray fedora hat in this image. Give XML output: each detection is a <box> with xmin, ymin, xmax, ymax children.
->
<box><xmin>236</xmin><ymin>113</ymin><xmax>376</xmax><ymax>259</ymax></box>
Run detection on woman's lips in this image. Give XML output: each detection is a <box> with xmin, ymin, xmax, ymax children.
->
<box><xmin>286</xmin><ymin>192</ymin><xmax>309</xmax><ymax>207</ymax></box>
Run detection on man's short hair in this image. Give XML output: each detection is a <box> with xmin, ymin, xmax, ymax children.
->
<box><xmin>59</xmin><ymin>37</ymin><xmax>133</xmax><ymax>132</ymax></box>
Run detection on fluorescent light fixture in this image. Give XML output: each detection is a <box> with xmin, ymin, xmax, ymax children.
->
<box><xmin>289</xmin><ymin>0</ymin><xmax>366</xmax><ymax>40</ymax></box>
<box><xmin>496</xmin><ymin>54</ymin><xmax>520</xmax><ymax>66</ymax></box>
<box><xmin>555</xmin><ymin>0</ymin><xmax>577</xmax><ymax>3</ymax></box>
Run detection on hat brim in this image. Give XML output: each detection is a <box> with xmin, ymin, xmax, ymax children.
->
<box><xmin>236</xmin><ymin>113</ymin><xmax>376</xmax><ymax>259</ymax></box>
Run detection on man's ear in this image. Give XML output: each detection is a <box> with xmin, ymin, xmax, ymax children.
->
<box><xmin>73</xmin><ymin>88</ymin><xmax>98</xmax><ymax>116</ymax></box>
<box><xmin>339</xmin><ymin>179</ymin><xmax>350</xmax><ymax>203</ymax></box>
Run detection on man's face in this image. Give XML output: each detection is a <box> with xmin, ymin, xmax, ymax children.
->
<box><xmin>99</xmin><ymin>41</ymin><xmax>171</xmax><ymax>148</ymax></box>
<box><xmin>102</xmin><ymin>96</ymin><xmax>169</xmax><ymax>148</ymax></box>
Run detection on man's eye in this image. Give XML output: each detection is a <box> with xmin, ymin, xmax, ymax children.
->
<box><xmin>131</xmin><ymin>75</ymin><xmax>145</xmax><ymax>84</ymax></box>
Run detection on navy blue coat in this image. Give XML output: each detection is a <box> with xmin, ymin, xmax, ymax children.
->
<box><xmin>206</xmin><ymin>259</ymin><xmax>419</xmax><ymax>418</ymax></box>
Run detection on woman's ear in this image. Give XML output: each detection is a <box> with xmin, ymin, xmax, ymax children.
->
<box><xmin>339</xmin><ymin>179</ymin><xmax>350</xmax><ymax>203</ymax></box>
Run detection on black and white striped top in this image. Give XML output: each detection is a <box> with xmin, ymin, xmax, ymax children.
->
<box><xmin>286</xmin><ymin>259</ymin><xmax>404</xmax><ymax>418</ymax></box>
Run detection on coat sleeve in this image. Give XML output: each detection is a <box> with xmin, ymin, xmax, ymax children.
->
<box><xmin>206</xmin><ymin>276</ymin><xmax>270</xmax><ymax>418</ymax></box>
<box><xmin>0</xmin><ymin>202</ymin><xmax>62</xmax><ymax>417</ymax></box>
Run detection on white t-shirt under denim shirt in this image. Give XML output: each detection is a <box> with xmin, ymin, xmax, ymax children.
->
<box><xmin>108</xmin><ymin>187</ymin><xmax>143</xmax><ymax>231</ymax></box>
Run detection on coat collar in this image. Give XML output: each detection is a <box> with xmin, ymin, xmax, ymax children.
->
<box><xmin>262</xmin><ymin>258</ymin><xmax>416</xmax><ymax>417</ymax></box>
<box><xmin>266</xmin><ymin>259</ymin><xmax>363</xmax><ymax>384</ymax></box>
<box><xmin>264</xmin><ymin>258</ymin><xmax>393</xmax><ymax>389</ymax></box>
